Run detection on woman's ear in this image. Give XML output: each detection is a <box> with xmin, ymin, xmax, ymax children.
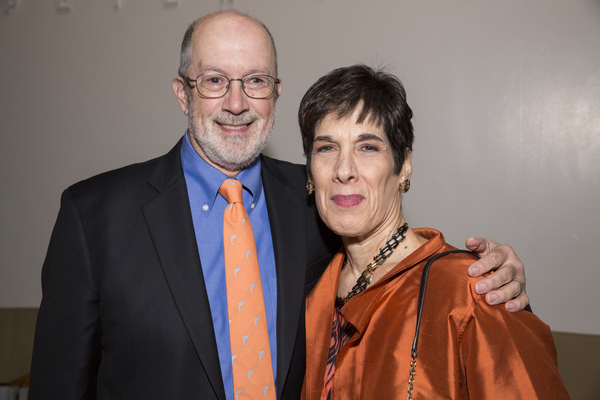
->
<box><xmin>401</xmin><ymin>150</ymin><xmax>413</xmax><ymax>181</ymax></box>
<box><xmin>306</xmin><ymin>164</ymin><xmax>315</xmax><ymax>195</ymax></box>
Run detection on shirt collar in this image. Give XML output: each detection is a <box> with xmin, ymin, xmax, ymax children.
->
<box><xmin>180</xmin><ymin>131</ymin><xmax>263</xmax><ymax>216</ymax></box>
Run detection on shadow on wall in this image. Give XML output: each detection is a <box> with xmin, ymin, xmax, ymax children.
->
<box><xmin>552</xmin><ymin>331</ymin><xmax>600</xmax><ymax>400</ymax></box>
<box><xmin>0</xmin><ymin>308</ymin><xmax>36</xmax><ymax>400</ymax></box>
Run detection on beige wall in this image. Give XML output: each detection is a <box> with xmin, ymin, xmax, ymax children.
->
<box><xmin>1</xmin><ymin>0</ymin><xmax>599</xmax><ymax>335</ymax></box>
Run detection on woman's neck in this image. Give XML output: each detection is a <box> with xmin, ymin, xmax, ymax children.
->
<box><xmin>343</xmin><ymin>215</ymin><xmax>405</xmax><ymax>267</ymax></box>
<box><xmin>338</xmin><ymin>217</ymin><xmax>428</xmax><ymax>296</ymax></box>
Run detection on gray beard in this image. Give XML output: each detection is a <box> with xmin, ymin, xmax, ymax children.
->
<box><xmin>187</xmin><ymin>97</ymin><xmax>275</xmax><ymax>172</ymax></box>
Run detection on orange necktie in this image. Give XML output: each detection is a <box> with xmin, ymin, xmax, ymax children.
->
<box><xmin>219</xmin><ymin>179</ymin><xmax>276</xmax><ymax>400</ymax></box>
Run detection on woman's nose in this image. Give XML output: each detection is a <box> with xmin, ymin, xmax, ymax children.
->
<box><xmin>334</xmin><ymin>152</ymin><xmax>357</xmax><ymax>183</ymax></box>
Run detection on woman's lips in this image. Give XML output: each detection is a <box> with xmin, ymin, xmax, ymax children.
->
<box><xmin>331</xmin><ymin>194</ymin><xmax>363</xmax><ymax>207</ymax></box>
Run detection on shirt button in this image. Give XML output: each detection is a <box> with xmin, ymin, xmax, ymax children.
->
<box><xmin>202</xmin><ymin>204</ymin><xmax>209</xmax><ymax>211</ymax></box>
<box><xmin>251</xmin><ymin>203</ymin><xmax>255</xmax><ymax>209</ymax></box>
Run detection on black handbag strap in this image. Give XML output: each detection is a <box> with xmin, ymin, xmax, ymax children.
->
<box><xmin>406</xmin><ymin>249</ymin><xmax>476</xmax><ymax>399</ymax></box>
<box><xmin>411</xmin><ymin>249</ymin><xmax>477</xmax><ymax>356</ymax></box>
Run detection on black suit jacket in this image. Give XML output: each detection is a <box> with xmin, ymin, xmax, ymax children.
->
<box><xmin>29</xmin><ymin>140</ymin><xmax>340</xmax><ymax>399</ymax></box>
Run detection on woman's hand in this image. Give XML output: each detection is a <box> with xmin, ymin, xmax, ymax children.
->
<box><xmin>465</xmin><ymin>237</ymin><xmax>530</xmax><ymax>312</ymax></box>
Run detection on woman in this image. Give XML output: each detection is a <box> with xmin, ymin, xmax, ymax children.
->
<box><xmin>299</xmin><ymin>65</ymin><xmax>569</xmax><ymax>399</ymax></box>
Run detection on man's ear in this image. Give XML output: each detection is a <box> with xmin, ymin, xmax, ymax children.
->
<box><xmin>275</xmin><ymin>78</ymin><xmax>282</xmax><ymax>100</ymax></box>
<box><xmin>172</xmin><ymin>77</ymin><xmax>190</xmax><ymax>115</ymax></box>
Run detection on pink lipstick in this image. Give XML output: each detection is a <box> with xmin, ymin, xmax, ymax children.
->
<box><xmin>331</xmin><ymin>194</ymin><xmax>363</xmax><ymax>207</ymax></box>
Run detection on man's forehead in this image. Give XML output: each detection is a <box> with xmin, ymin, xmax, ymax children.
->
<box><xmin>190</xmin><ymin>18</ymin><xmax>276</xmax><ymax>75</ymax></box>
<box><xmin>190</xmin><ymin>50</ymin><xmax>275</xmax><ymax>77</ymax></box>
<box><xmin>195</xmin><ymin>64</ymin><xmax>272</xmax><ymax>76</ymax></box>
<box><xmin>193</xmin><ymin>14</ymin><xmax>271</xmax><ymax>50</ymax></box>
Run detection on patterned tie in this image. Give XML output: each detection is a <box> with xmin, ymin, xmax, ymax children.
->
<box><xmin>219</xmin><ymin>179</ymin><xmax>276</xmax><ymax>400</ymax></box>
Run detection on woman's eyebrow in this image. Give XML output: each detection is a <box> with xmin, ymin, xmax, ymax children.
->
<box><xmin>313</xmin><ymin>135</ymin><xmax>333</xmax><ymax>142</ymax></box>
<box><xmin>357</xmin><ymin>133</ymin><xmax>384</xmax><ymax>142</ymax></box>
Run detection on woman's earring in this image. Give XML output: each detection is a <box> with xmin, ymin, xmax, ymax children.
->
<box><xmin>306</xmin><ymin>178</ymin><xmax>315</xmax><ymax>195</ymax></box>
<box><xmin>399</xmin><ymin>178</ymin><xmax>411</xmax><ymax>193</ymax></box>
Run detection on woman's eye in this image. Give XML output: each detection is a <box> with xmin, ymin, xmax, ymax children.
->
<box><xmin>361</xmin><ymin>144</ymin><xmax>379</xmax><ymax>152</ymax></box>
<box><xmin>315</xmin><ymin>145</ymin><xmax>334</xmax><ymax>153</ymax></box>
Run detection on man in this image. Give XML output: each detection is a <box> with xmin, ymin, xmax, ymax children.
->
<box><xmin>29</xmin><ymin>11</ymin><xmax>528</xmax><ymax>400</ymax></box>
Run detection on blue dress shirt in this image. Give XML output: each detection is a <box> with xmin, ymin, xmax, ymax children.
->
<box><xmin>180</xmin><ymin>133</ymin><xmax>278</xmax><ymax>400</ymax></box>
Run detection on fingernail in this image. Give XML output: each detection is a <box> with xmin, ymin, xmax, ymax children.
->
<box><xmin>475</xmin><ymin>282</ymin><xmax>487</xmax><ymax>294</ymax></box>
<box><xmin>469</xmin><ymin>266</ymin><xmax>479</xmax><ymax>276</ymax></box>
<box><xmin>487</xmin><ymin>293</ymin><xmax>498</xmax><ymax>304</ymax></box>
<box><xmin>506</xmin><ymin>303</ymin><xmax>515</xmax><ymax>312</ymax></box>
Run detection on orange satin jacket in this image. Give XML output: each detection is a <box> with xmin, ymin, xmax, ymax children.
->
<box><xmin>304</xmin><ymin>228</ymin><xmax>570</xmax><ymax>399</ymax></box>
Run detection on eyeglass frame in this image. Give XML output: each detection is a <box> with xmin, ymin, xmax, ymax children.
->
<box><xmin>182</xmin><ymin>72</ymin><xmax>281</xmax><ymax>99</ymax></box>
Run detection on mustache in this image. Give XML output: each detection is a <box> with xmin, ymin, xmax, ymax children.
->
<box><xmin>213</xmin><ymin>113</ymin><xmax>259</xmax><ymax>125</ymax></box>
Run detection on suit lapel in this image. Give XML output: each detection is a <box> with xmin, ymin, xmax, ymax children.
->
<box><xmin>141</xmin><ymin>147</ymin><xmax>309</xmax><ymax>399</ymax></box>
<box><xmin>261</xmin><ymin>156</ymin><xmax>308</xmax><ymax>398</ymax></box>
<box><xmin>142</xmin><ymin>141</ymin><xmax>226</xmax><ymax>400</ymax></box>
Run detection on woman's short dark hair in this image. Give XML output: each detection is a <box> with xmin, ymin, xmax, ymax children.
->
<box><xmin>298</xmin><ymin>64</ymin><xmax>414</xmax><ymax>174</ymax></box>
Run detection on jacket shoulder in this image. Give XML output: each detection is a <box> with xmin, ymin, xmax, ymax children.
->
<box><xmin>67</xmin><ymin>140</ymin><xmax>182</xmax><ymax>203</ymax></box>
<box><xmin>69</xmin><ymin>157</ymin><xmax>160</xmax><ymax>193</ymax></box>
<box><xmin>426</xmin><ymin>244</ymin><xmax>480</xmax><ymax>294</ymax></box>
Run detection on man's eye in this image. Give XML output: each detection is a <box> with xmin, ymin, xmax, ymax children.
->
<box><xmin>245</xmin><ymin>76</ymin><xmax>267</xmax><ymax>86</ymax></box>
<box><xmin>202</xmin><ymin>76</ymin><xmax>225</xmax><ymax>86</ymax></box>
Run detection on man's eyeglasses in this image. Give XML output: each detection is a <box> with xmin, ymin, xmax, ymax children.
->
<box><xmin>183</xmin><ymin>73</ymin><xmax>280</xmax><ymax>99</ymax></box>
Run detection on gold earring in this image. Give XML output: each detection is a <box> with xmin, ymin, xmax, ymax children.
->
<box><xmin>306</xmin><ymin>178</ymin><xmax>315</xmax><ymax>195</ymax></box>
<box><xmin>399</xmin><ymin>178</ymin><xmax>410</xmax><ymax>193</ymax></box>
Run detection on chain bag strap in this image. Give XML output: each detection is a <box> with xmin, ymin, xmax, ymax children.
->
<box><xmin>406</xmin><ymin>249</ymin><xmax>476</xmax><ymax>400</ymax></box>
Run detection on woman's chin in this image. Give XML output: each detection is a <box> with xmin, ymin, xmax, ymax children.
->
<box><xmin>329</xmin><ymin>224</ymin><xmax>368</xmax><ymax>240</ymax></box>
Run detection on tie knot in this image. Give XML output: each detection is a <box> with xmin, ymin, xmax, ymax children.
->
<box><xmin>219</xmin><ymin>179</ymin><xmax>243</xmax><ymax>204</ymax></box>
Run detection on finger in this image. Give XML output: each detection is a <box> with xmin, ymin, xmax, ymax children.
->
<box><xmin>474</xmin><ymin>263</ymin><xmax>516</xmax><ymax>295</ymax></box>
<box><xmin>483</xmin><ymin>279</ymin><xmax>523</xmax><ymax>306</ymax></box>
<box><xmin>465</xmin><ymin>237</ymin><xmax>488</xmax><ymax>255</ymax></box>
<box><xmin>511</xmin><ymin>256</ymin><xmax>526</xmax><ymax>286</ymax></box>
<box><xmin>512</xmin><ymin>279</ymin><xmax>525</xmax><ymax>296</ymax></box>
<box><xmin>469</xmin><ymin>246</ymin><xmax>508</xmax><ymax>278</ymax></box>
<box><xmin>505</xmin><ymin>292</ymin><xmax>530</xmax><ymax>313</ymax></box>
<box><xmin>490</xmin><ymin>243</ymin><xmax>525</xmax><ymax>286</ymax></box>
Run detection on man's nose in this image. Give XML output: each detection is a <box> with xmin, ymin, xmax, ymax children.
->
<box><xmin>222</xmin><ymin>79</ymin><xmax>249</xmax><ymax>115</ymax></box>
